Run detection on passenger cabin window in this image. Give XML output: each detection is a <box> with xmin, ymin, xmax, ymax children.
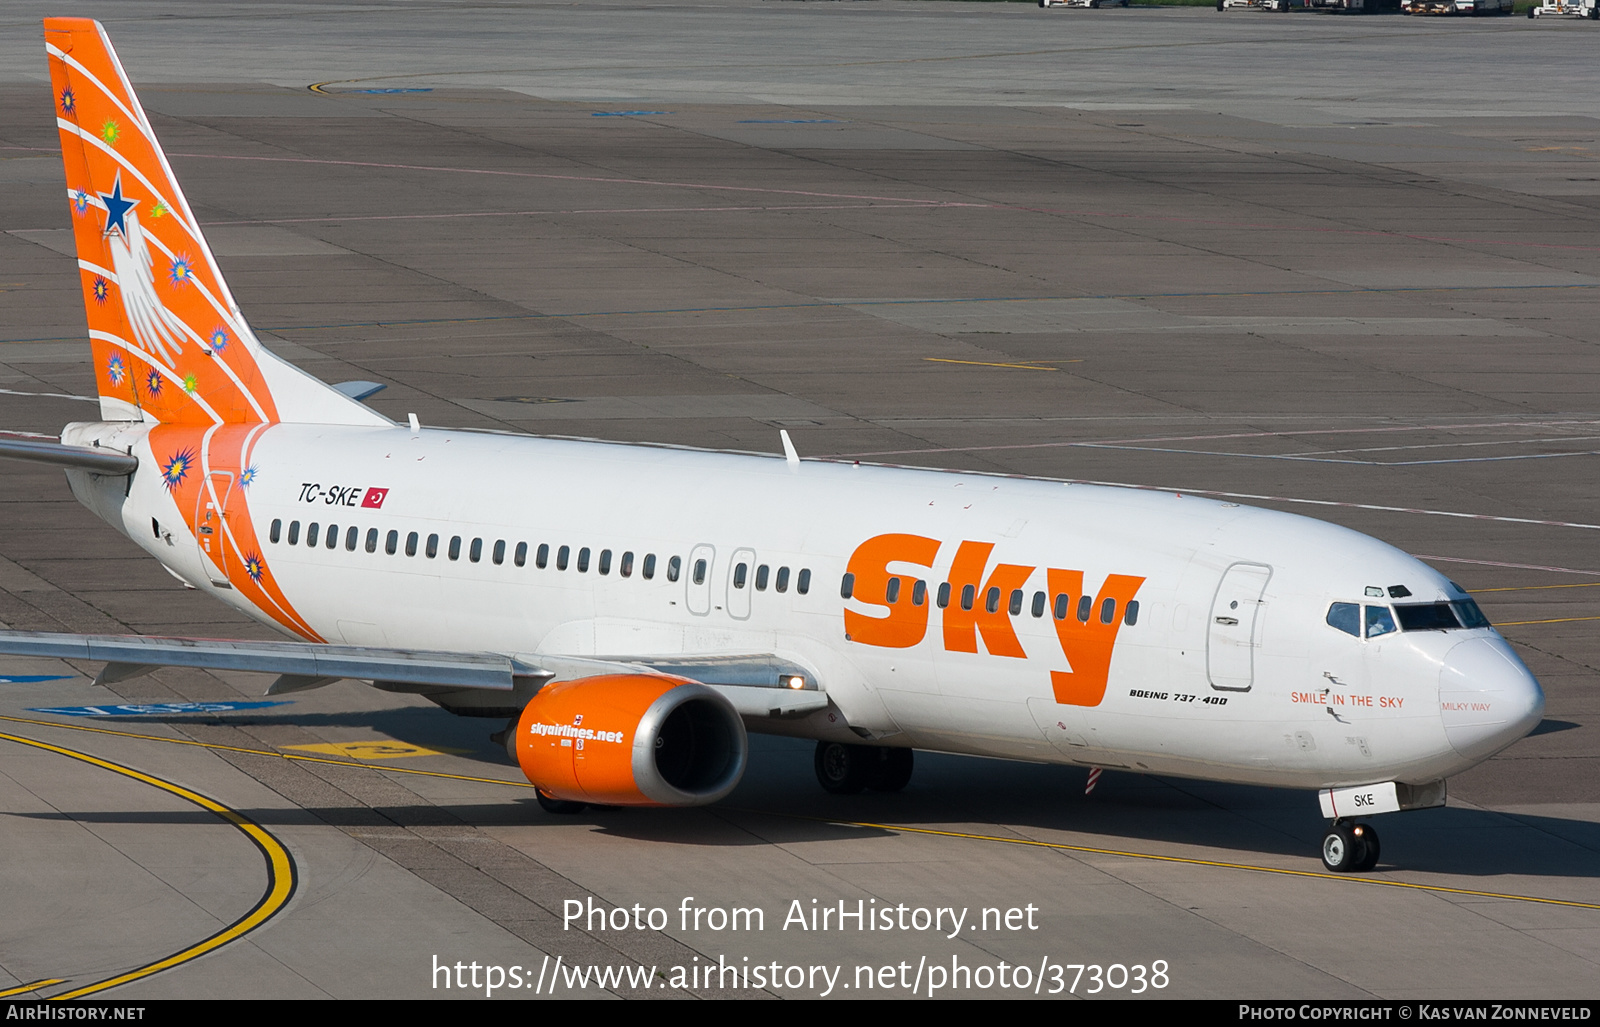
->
<box><xmin>1054</xmin><ymin>593</ymin><xmax>1070</xmax><ymax>621</ymax></box>
<box><xmin>937</xmin><ymin>582</ymin><xmax>951</xmax><ymax>608</ymax></box>
<box><xmin>345</xmin><ymin>526</ymin><xmax>358</xmax><ymax>551</ymax></box>
<box><xmin>470</xmin><ymin>538</ymin><xmax>483</xmax><ymax>564</ymax></box>
<box><xmin>960</xmin><ymin>585</ymin><xmax>976</xmax><ymax>611</ymax></box>
<box><xmin>537</xmin><ymin>543</ymin><xmax>549</xmax><ymax>569</ymax></box>
<box><xmin>733</xmin><ymin>562</ymin><xmax>748</xmax><ymax>589</ymax></box>
<box><xmin>984</xmin><ymin>587</ymin><xmax>1000</xmax><ymax>614</ymax></box>
<box><xmin>406</xmin><ymin>531</ymin><xmax>419</xmax><ymax>557</ymax></box>
<box><xmin>797</xmin><ymin>569</ymin><xmax>810</xmax><ymax>595</ymax></box>
<box><xmin>493</xmin><ymin>540</ymin><xmax>506</xmax><ymax>566</ymax></box>
<box><xmin>326</xmin><ymin>525</ymin><xmax>339</xmax><ymax>550</ymax></box>
<box><xmin>1100</xmin><ymin>598</ymin><xmax>1116</xmax><ymax>624</ymax></box>
<box><xmin>557</xmin><ymin>545</ymin><xmax>570</xmax><ymax>571</ymax></box>
<box><xmin>1009</xmin><ymin>589</ymin><xmax>1024</xmax><ymax>616</ymax></box>
<box><xmin>599</xmin><ymin>549</ymin><xmax>612</xmax><ymax>575</ymax></box>
<box><xmin>840</xmin><ymin>573</ymin><xmax>855</xmax><ymax>599</ymax></box>
<box><xmin>306</xmin><ymin>523</ymin><xmax>320</xmax><ymax>548</ymax></box>
<box><xmin>667</xmin><ymin>556</ymin><xmax>681</xmax><ymax>582</ymax></box>
<box><xmin>426</xmin><ymin>533</ymin><xmax>439</xmax><ymax>558</ymax></box>
<box><xmin>642</xmin><ymin>553</ymin><xmax>655</xmax><ymax>580</ymax></box>
<box><xmin>448</xmin><ymin>536</ymin><xmax>461</xmax><ymax>561</ymax></box>
<box><xmin>885</xmin><ymin>576</ymin><xmax>900</xmax><ymax>604</ymax></box>
<box><xmin>755</xmin><ymin>564</ymin><xmax>768</xmax><ymax>591</ymax></box>
<box><xmin>1076</xmin><ymin>595</ymin><xmax>1092</xmax><ymax>623</ymax></box>
<box><xmin>366</xmin><ymin>528</ymin><xmax>379</xmax><ymax>554</ymax></box>
<box><xmin>1124</xmin><ymin>600</ymin><xmax>1140</xmax><ymax>626</ymax></box>
<box><xmin>1032</xmin><ymin>591</ymin><xmax>1046</xmax><ymax>618</ymax></box>
<box><xmin>577</xmin><ymin>547</ymin><xmax>590</xmax><ymax>572</ymax></box>
<box><xmin>386</xmin><ymin>530</ymin><xmax>399</xmax><ymax>556</ymax></box>
<box><xmin>1365</xmin><ymin>605</ymin><xmax>1397</xmax><ymax>638</ymax></box>
<box><xmin>912</xmin><ymin>580</ymin><xmax>927</xmax><ymax>607</ymax></box>
<box><xmin>270</xmin><ymin>519</ymin><xmax>281</xmax><ymax>544</ymax></box>
<box><xmin>776</xmin><ymin>567</ymin><xmax>790</xmax><ymax>593</ymax></box>
<box><xmin>693</xmin><ymin>559</ymin><xmax>707</xmax><ymax>585</ymax></box>
<box><xmin>515</xmin><ymin>542</ymin><xmax>528</xmax><ymax>568</ymax></box>
<box><xmin>621</xmin><ymin>551</ymin><xmax>634</xmax><ymax>577</ymax></box>
<box><xmin>287</xmin><ymin>521</ymin><xmax>300</xmax><ymax>546</ymax></box>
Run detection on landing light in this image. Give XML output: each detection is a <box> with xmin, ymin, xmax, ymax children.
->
<box><xmin>786</xmin><ymin>675</ymin><xmax>805</xmax><ymax>690</ymax></box>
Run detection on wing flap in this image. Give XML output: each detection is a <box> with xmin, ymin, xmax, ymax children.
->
<box><xmin>0</xmin><ymin>629</ymin><xmax>549</xmax><ymax>692</ymax></box>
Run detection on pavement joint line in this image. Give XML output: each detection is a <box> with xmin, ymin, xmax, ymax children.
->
<box><xmin>0</xmin><ymin>714</ymin><xmax>533</xmax><ymax>788</ymax></box>
<box><xmin>1058</xmin><ymin>480</ymin><xmax>1600</xmax><ymax>533</ymax></box>
<box><xmin>0</xmin><ymin>731</ymin><xmax>298</xmax><ymax>999</ymax></box>
<box><xmin>0</xmin><ymin>979</ymin><xmax>65</xmax><ymax>999</ymax></box>
<box><xmin>749</xmin><ymin>813</ymin><xmax>1600</xmax><ymax>913</ymax></box>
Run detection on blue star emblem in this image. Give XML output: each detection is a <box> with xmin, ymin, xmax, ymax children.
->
<box><xmin>99</xmin><ymin>173</ymin><xmax>138</xmax><ymax>238</ymax></box>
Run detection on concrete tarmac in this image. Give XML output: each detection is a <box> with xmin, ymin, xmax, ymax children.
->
<box><xmin>0</xmin><ymin>0</ymin><xmax>1597</xmax><ymax>1000</ymax></box>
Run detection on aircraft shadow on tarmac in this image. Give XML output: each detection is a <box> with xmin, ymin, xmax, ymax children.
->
<box><xmin>8</xmin><ymin>735</ymin><xmax>1595</xmax><ymax>881</ymax></box>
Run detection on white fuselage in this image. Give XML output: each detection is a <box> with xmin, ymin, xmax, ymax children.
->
<box><xmin>65</xmin><ymin>419</ymin><xmax>1544</xmax><ymax>793</ymax></box>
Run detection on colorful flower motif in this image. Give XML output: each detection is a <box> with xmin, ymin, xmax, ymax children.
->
<box><xmin>59</xmin><ymin>87</ymin><xmax>75</xmax><ymax>116</ymax></box>
<box><xmin>149</xmin><ymin>200</ymin><xmax>169</xmax><ymax>219</ymax></box>
<box><xmin>169</xmin><ymin>256</ymin><xmax>195</xmax><ymax>287</ymax></box>
<box><xmin>160</xmin><ymin>448</ymin><xmax>195</xmax><ymax>491</ymax></box>
<box><xmin>243</xmin><ymin>553</ymin><xmax>265</xmax><ymax>582</ymax></box>
<box><xmin>145</xmin><ymin>369</ymin><xmax>164</xmax><ymax>397</ymax></box>
<box><xmin>181</xmin><ymin>372</ymin><xmax>198</xmax><ymax>394</ymax></box>
<box><xmin>208</xmin><ymin>327</ymin><xmax>229</xmax><ymax>353</ymax></box>
<box><xmin>99</xmin><ymin>119</ymin><xmax>119</xmax><ymax>146</ymax></box>
<box><xmin>239</xmin><ymin>464</ymin><xmax>258</xmax><ymax>489</ymax></box>
<box><xmin>107</xmin><ymin>355</ymin><xmax>126</xmax><ymax>386</ymax></box>
<box><xmin>91</xmin><ymin>275</ymin><xmax>110</xmax><ymax>305</ymax></box>
<box><xmin>71</xmin><ymin>190</ymin><xmax>90</xmax><ymax>215</ymax></box>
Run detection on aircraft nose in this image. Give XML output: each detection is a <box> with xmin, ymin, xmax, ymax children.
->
<box><xmin>1437</xmin><ymin>636</ymin><xmax>1544</xmax><ymax>763</ymax></box>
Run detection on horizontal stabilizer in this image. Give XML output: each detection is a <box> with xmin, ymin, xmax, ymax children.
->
<box><xmin>0</xmin><ymin>435</ymin><xmax>137</xmax><ymax>474</ymax></box>
<box><xmin>0</xmin><ymin>629</ymin><xmax>550</xmax><ymax>693</ymax></box>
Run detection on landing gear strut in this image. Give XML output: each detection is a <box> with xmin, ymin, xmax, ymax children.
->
<box><xmin>1320</xmin><ymin>821</ymin><xmax>1380</xmax><ymax>872</ymax></box>
<box><xmin>814</xmin><ymin>742</ymin><xmax>915</xmax><ymax>794</ymax></box>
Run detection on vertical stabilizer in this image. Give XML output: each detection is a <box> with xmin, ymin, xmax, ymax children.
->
<box><xmin>44</xmin><ymin>18</ymin><xmax>387</xmax><ymax>427</ymax></box>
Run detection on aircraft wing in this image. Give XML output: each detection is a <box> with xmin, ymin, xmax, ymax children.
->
<box><xmin>0</xmin><ymin>630</ymin><xmax>827</xmax><ymax>717</ymax></box>
<box><xmin>0</xmin><ymin>629</ymin><xmax>550</xmax><ymax>694</ymax></box>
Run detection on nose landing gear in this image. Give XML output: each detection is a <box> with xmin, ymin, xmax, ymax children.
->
<box><xmin>1320</xmin><ymin>821</ymin><xmax>1380</xmax><ymax>872</ymax></box>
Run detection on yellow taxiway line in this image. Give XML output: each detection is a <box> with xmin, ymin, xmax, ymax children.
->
<box><xmin>0</xmin><ymin>979</ymin><xmax>66</xmax><ymax>998</ymax></box>
<box><xmin>0</xmin><ymin>730</ymin><xmax>298</xmax><ymax>999</ymax></box>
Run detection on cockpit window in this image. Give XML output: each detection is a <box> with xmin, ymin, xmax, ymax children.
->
<box><xmin>1395</xmin><ymin>602</ymin><xmax>1461</xmax><ymax>632</ymax></box>
<box><xmin>1452</xmin><ymin>599</ymin><xmax>1492</xmax><ymax>629</ymax></box>
<box><xmin>1364</xmin><ymin>605</ymin><xmax>1397</xmax><ymax>638</ymax></box>
<box><xmin>1326</xmin><ymin>602</ymin><xmax>1360</xmax><ymax>637</ymax></box>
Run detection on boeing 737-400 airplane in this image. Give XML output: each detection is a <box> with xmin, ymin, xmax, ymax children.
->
<box><xmin>0</xmin><ymin>18</ymin><xmax>1545</xmax><ymax>874</ymax></box>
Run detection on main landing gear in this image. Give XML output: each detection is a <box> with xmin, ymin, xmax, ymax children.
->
<box><xmin>814</xmin><ymin>741</ymin><xmax>915</xmax><ymax>794</ymax></box>
<box><xmin>1320</xmin><ymin>821</ymin><xmax>1380</xmax><ymax>873</ymax></box>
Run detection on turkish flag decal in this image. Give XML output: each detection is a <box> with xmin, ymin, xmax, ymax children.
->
<box><xmin>361</xmin><ymin>487</ymin><xmax>389</xmax><ymax>509</ymax></box>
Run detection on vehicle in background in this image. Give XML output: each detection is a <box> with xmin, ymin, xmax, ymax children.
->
<box><xmin>1404</xmin><ymin>0</ymin><xmax>1514</xmax><ymax>13</ymax></box>
<box><xmin>1528</xmin><ymin>0</ymin><xmax>1598</xmax><ymax>16</ymax></box>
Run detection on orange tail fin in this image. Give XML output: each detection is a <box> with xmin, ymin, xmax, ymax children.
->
<box><xmin>45</xmin><ymin>18</ymin><xmax>385</xmax><ymax>427</ymax></box>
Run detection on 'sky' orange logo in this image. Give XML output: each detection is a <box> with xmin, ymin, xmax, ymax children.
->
<box><xmin>843</xmin><ymin>534</ymin><xmax>1144</xmax><ymax>708</ymax></box>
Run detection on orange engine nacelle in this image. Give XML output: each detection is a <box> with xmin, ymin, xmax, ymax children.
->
<box><xmin>510</xmin><ymin>674</ymin><xmax>747</xmax><ymax>806</ymax></box>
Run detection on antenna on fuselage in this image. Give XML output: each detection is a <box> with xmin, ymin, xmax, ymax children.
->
<box><xmin>780</xmin><ymin>429</ymin><xmax>800</xmax><ymax>468</ymax></box>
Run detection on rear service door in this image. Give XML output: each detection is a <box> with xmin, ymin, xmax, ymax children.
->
<box><xmin>1208</xmin><ymin>562</ymin><xmax>1271</xmax><ymax>691</ymax></box>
